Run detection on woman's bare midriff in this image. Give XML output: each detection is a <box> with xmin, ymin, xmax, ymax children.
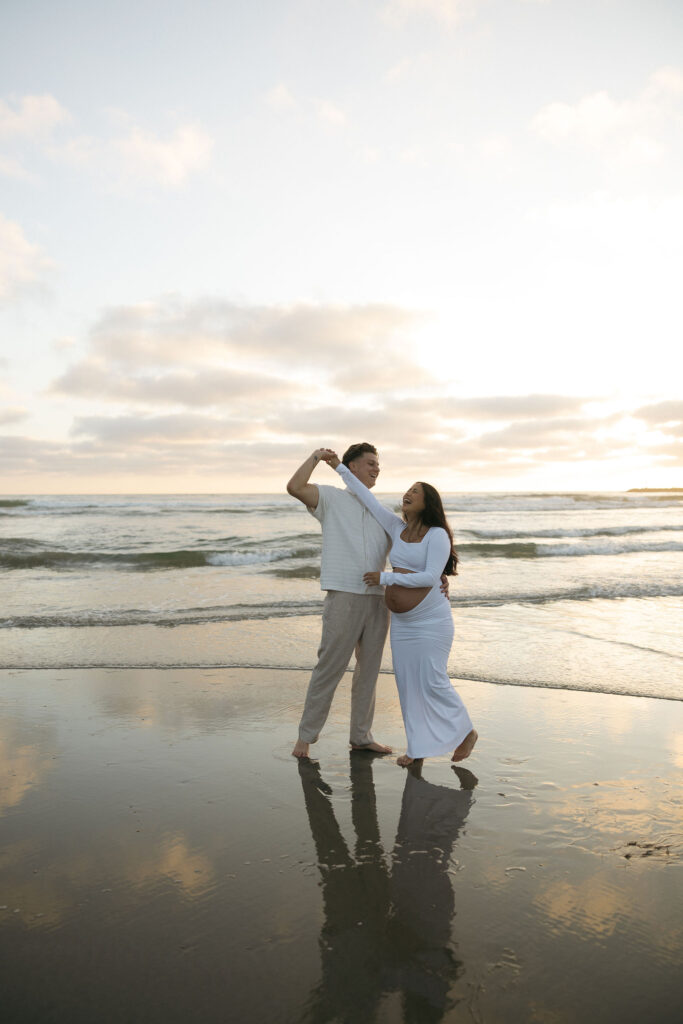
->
<box><xmin>384</xmin><ymin>567</ymin><xmax>430</xmax><ymax>614</ymax></box>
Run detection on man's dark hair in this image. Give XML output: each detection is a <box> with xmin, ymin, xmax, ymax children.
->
<box><xmin>342</xmin><ymin>442</ymin><xmax>378</xmax><ymax>467</ymax></box>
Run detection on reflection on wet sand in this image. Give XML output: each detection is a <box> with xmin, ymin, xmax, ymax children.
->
<box><xmin>298</xmin><ymin>755</ymin><xmax>475</xmax><ymax>1023</ymax></box>
<box><xmin>0</xmin><ymin>726</ymin><xmax>54</xmax><ymax>817</ymax></box>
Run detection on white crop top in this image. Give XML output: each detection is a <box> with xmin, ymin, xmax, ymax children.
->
<box><xmin>335</xmin><ymin>464</ymin><xmax>451</xmax><ymax>589</ymax></box>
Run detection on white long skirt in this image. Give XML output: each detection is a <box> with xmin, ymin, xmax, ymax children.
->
<box><xmin>390</xmin><ymin>585</ymin><xmax>473</xmax><ymax>759</ymax></box>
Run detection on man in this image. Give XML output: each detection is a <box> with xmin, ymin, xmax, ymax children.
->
<box><xmin>287</xmin><ymin>442</ymin><xmax>393</xmax><ymax>758</ymax></box>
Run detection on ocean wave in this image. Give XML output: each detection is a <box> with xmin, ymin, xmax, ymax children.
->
<box><xmin>467</xmin><ymin>524</ymin><xmax>683</xmax><ymax>540</ymax></box>
<box><xmin>453</xmin><ymin>581</ymin><xmax>683</xmax><ymax>607</ymax></box>
<box><xmin>3</xmin><ymin>491</ymin><xmax>682</xmax><ymax>520</ymax></box>
<box><xmin>3</xmin><ymin>583</ymin><xmax>682</xmax><ymax>630</ymax></box>
<box><xmin>269</xmin><ymin>564</ymin><xmax>324</xmax><ymax>579</ymax></box>
<box><xmin>0</xmin><ymin>540</ymin><xmax>320</xmax><ymax>571</ymax></box>
<box><xmin>0</xmin><ymin>497</ymin><xmax>293</xmax><ymax>517</ymax></box>
<box><xmin>206</xmin><ymin>546</ymin><xmax>318</xmax><ymax>567</ymax></box>
<box><xmin>445</xmin><ymin>493</ymin><xmax>683</xmax><ymax>513</ymax></box>
<box><xmin>0</xmin><ymin>601</ymin><xmax>325</xmax><ymax>630</ymax></box>
<box><xmin>458</xmin><ymin>539</ymin><xmax>683</xmax><ymax>559</ymax></box>
<box><xmin>3</xmin><ymin>533</ymin><xmax>681</xmax><ymax>570</ymax></box>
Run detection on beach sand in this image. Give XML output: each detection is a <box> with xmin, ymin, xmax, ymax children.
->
<box><xmin>1</xmin><ymin>667</ymin><xmax>681</xmax><ymax>1023</ymax></box>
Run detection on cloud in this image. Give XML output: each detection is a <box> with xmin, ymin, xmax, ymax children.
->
<box><xmin>266</xmin><ymin>399</ymin><xmax>465</xmax><ymax>449</ymax></box>
<box><xmin>265</xmin><ymin>395</ymin><xmax>592</xmax><ymax>449</ymax></box>
<box><xmin>52</xmin><ymin>362</ymin><xmax>300</xmax><ymax>408</ymax></box>
<box><xmin>0</xmin><ymin>213</ymin><xmax>53</xmax><ymax>304</ymax></box>
<box><xmin>71</xmin><ymin>412</ymin><xmax>256</xmax><ymax>444</ymax></box>
<box><xmin>656</xmin><ymin>442</ymin><xmax>683</xmax><ymax>463</ymax></box>
<box><xmin>383</xmin><ymin>53</ymin><xmax>432</xmax><ymax>85</ymax></box>
<box><xmin>265</xmin><ymin>83</ymin><xmax>297</xmax><ymax>112</ymax></box>
<box><xmin>0</xmin><ymin>154</ymin><xmax>32</xmax><ymax>180</ymax></box>
<box><xmin>531</xmin><ymin>66</ymin><xmax>683</xmax><ymax>164</ymax></box>
<box><xmin>0</xmin><ymin>93</ymin><xmax>213</xmax><ymax>188</ymax></box>
<box><xmin>110</xmin><ymin>123</ymin><xmax>214</xmax><ymax>187</ymax></box>
<box><xmin>58</xmin><ymin>119</ymin><xmax>214</xmax><ymax>188</ymax></box>
<box><xmin>382</xmin><ymin>0</ymin><xmax>479</xmax><ymax>27</ymax></box>
<box><xmin>47</xmin><ymin>297</ymin><xmax>442</xmax><ymax>461</ymax></box>
<box><xmin>3</xmin><ymin>396</ymin><xmax>680</xmax><ymax>486</ymax></box>
<box><xmin>448</xmin><ymin>395</ymin><xmax>590</xmax><ymax>420</ymax></box>
<box><xmin>0</xmin><ymin>94</ymin><xmax>70</xmax><ymax>141</ymax></box>
<box><xmin>21</xmin><ymin>297</ymin><xmax>683</xmax><ymax>488</ymax></box>
<box><xmin>633</xmin><ymin>401</ymin><xmax>683</xmax><ymax>425</ymax></box>
<box><xmin>0</xmin><ymin>406</ymin><xmax>28</xmax><ymax>425</ymax></box>
<box><xmin>69</xmin><ymin>297</ymin><xmax>426</xmax><ymax>381</ymax></box>
<box><xmin>0</xmin><ymin>94</ymin><xmax>70</xmax><ymax>179</ymax></box>
<box><xmin>0</xmin><ymin>434</ymin><xmax>72</xmax><ymax>468</ymax></box>
<box><xmin>315</xmin><ymin>100</ymin><xmax>347</xmax><ymax>127</ymax></box>
<box><xmin>631</xmin><ymin>402</ymin><xmax>683</xmax><ymax>444</ymax></box>
<box><xmin>264</xmin><ymin>84</ymin><xmax>348</xmax><ymax>132</ymax></box>
<box><xmin>0</xmin><ymin>431</ymin><xmax>307</xmax><ymax>481</ymax></box>
<box><xmin>474</xmin><ymin>416</ymin><xmax>627</xmax><ymax>456</ymax></box>
<box><xmin>639</xmin><ymin>437</ymin><xmax>683</xmax><ymax>465</ymax></box>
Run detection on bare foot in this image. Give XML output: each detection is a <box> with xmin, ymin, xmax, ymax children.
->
<box><xmin>292</xmin><ymin>739</ymin><xmax>310</xmax><ymax>758</ymax></box>
<box><xmin>350</xmin><ymin>741</ymin><xmax>393</xmax><ymax>754</ymax></box>
<box><xmin>452</xmin><ymin>729</ymin><xmax>478</xmax><ymax>762</ymax></box>
<box><xmin>396</xmin><ymin>754</ymin><xmax>415</xmax><ymax>767</ymax></box>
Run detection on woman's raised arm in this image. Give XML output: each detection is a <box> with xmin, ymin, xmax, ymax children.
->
<box><xmin>332</xmin><ymin>462</ymin><xmax>403</xmax><ymax>539</ymax></box>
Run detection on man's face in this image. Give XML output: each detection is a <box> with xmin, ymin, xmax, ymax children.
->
<box><xmin>349</xmin><ymin>452</ymin><xmax>380</xmax><ymax>489</ymax></box>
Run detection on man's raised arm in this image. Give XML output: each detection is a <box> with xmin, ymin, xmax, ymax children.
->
<box><xmin>286</xmin><ymin>448</ymin><xmax>336</xmax><ymax>508</ymax></box>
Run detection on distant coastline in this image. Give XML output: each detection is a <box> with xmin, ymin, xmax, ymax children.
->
<box><xmin>627</xmin><ymin>487</ymin><xmax>683</xmax><ymax>492</ymax></box>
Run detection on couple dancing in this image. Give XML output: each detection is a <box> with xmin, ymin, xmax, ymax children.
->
<box><xmin>288</xmin><ymin>442</ymin><xmax>477</xmax><ymax>768</ymax></box>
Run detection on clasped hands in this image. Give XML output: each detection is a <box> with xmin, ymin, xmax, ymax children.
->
<box><xmin>313</xmin><ymin>447</ymin><xmax>340</xmax><ymax>468</ymax></box>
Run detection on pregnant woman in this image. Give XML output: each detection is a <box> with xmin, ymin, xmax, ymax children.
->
<box><xmin>327</xmin><ymin>454</ymin><xmax>477</xmax><ymax>767</ymax></box>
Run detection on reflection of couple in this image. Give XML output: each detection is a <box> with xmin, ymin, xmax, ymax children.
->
<box><xmin>298</xmin><ymin>754</ymin><xmax>476</xmax><ymax>1022</ymax></box>
<box><xmin>288</xmin><ymin>443</ymin><xmax>477</xmax><ymax>767</ymax></box>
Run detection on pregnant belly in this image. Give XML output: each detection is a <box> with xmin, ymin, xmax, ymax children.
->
<box><xmin>385</xmin><ymin>568</ymin><xmax>430</xmax><ymax>614</ymax></box>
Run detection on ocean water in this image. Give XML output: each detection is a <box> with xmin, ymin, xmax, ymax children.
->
<box><xmin>1</xmin><ymin>491</ymin><xmax>682</xmax><ymax>700</ymax></box>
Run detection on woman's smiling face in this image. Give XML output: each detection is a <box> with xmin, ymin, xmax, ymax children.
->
<box><xmin>401</xmin><ymin>482</ymin><xmax>425</xmax><ymax>515</ymax></box>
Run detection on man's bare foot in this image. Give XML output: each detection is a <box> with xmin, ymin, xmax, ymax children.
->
<box><xmin>452</xmin><ymin>729</ymin><xmax>478</xmax><ymax>762</ymax></box>
<box><xmin>350</xmin><ymin>741</ymin><xmax>393</xmax><ymax>754</ymax></box>
<box><xmin>292</xmin><ymin>739</ymin><xmax>310</xmax><ymax>758</ymax></box>
<box><xmin>396</xmin><ymin>754</ymin><xmax>415</xmax><ymax>767</ymax></box>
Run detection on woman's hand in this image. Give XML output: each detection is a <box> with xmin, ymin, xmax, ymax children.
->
<box><xmin>312</xmin><ymin>447</ymin><xmax>336</xmax><ymax>463</ymax></box>
<box><xmin>363</xmin><ymin>571</ymin><xmax>381</xmax><ymax>587</ymax></box>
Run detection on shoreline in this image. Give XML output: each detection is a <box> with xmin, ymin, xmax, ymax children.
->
<box><xmin>2</xmin><ymin>661</ymin><xmax>681</xmax><ymax>703</ymax></box>
<box><xmin>1</xmin><ymin>666</ymin><xmax>681</xmax><ymax>1022</ymax></box>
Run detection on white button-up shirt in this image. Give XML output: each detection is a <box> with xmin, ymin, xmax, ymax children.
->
<box><xmin>308</xmin><ymin>484</ymin><xmax>391</xmax><ymax>595</ymax></box>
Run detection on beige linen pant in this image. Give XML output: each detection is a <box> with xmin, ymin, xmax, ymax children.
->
<box><xmin>298</xmin><ymin>591</ymin><xmax>389</xmax><ymax>746</ymax></box>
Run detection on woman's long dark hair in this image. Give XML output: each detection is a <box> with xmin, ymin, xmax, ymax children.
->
<box><xmin>409</xmin><ymin>482</ymin><xmax>458</xmax><ymax>576</ymax></box>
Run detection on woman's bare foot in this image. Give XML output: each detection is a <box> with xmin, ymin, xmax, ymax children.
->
<box><xmin>292</xmin><ymin>739</ymin><xmax>310</xmax><ymax>758</ymax></box>
<box><xmin>452</xmin><ymin>729</ymin><xmax>478</xmax><ymax>762</ymax></box>
<box><xmin>396</xmin><ymin>753</ymin><xmax>415</xmax><ymax>767</ymax></box>
<box><xmin>350</xmin><ymin>741</ymin><xmax>393</xmax><ymax>754</ymax></box>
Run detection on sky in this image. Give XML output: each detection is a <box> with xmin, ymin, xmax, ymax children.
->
<box><xmin>1</xmin><ymin>0</ymin><xmax>682</xmax><ymax>493</ymax></box>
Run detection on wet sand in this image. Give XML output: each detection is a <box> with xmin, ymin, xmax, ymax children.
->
<box><xmin>1</xmin><ymin>667</ymin><xmax>681</xmax><ymax>1023</ymax></box>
